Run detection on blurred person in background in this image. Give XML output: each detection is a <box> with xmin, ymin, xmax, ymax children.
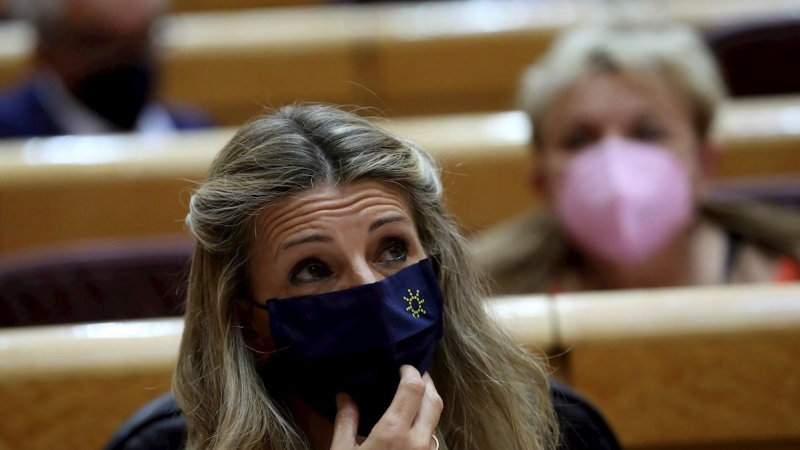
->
<box><xmin>473</xmin><ymin>24</ymin><xmax>800</xmax><ymax>295</ymax></box>
<box><xmin>0</xmin><ymin>0</ymin><xmax>213</xmax><ymax>139</ymax></box>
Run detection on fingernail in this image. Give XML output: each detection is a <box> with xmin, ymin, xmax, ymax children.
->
<box><xmin>336</xmin><ymin>393</ymin><xmax>344</xmax><ymax>408</ymax></box>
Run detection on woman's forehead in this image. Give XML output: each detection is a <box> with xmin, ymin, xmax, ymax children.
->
<box><xmin>264</xmin><ymin>181</ymin><xmax>411</xmax><ymax>217</ymax></box>
<box><xmin>254</xmin><ymin>181</ymin><xmax>415</xmax><ymax>246</ymax></box>
<box><xmin>547</xmin><ymin>71</ymin><xmax>692</xmax><ymax>128</ymax></box>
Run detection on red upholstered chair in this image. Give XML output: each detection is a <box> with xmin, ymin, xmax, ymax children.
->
<box><xmin>705</xmin><ymin>16</ymin><xmax>800</xmax><ymax>97</ymax></box>
<box><xmin>0</xmin><ymin>238</ymin><xmax>192</xmax><ymax>328</ymax></box>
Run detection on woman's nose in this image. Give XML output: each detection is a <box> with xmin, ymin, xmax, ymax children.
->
<box><xmin>603</xmin><ymin>131</ymin><xmax>625</xmax><ymax>142</ymax></box>
<box><xmin>343</xmin><ymin>259</ymin><xmax>381</xmax><ymax>289</ymax></box>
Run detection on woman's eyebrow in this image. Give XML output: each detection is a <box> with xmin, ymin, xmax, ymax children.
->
<box><xmin>279</xmin><ymin>234</ymin><xmax>333</xmax><ymax>252</ymax></box>
<box><xmin>369</xmin><ymin>215</ymin><xmax>409</xmax><ymax>232</ymax></box>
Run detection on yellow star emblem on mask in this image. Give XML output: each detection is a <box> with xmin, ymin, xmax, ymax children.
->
<box><xmin>404</xmin><ymin>289</ymin><xmax>426</xmax><ymax>318</ymax></box>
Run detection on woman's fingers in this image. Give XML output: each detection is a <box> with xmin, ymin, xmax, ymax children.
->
<box><xmin>382</xmin><ymin>365</ymin><xmax>427</xmax><ymax>427</ymax></box>
<box><xmin>358</xmin><ymin>367</ymin><xmax>443</xmax><ymax>450</ymax></box>
<box><xmin>411</xmin><ymin>372</ymin><xmax>443</xmax><ymax>437</ymax></box>
<box><xmin>331</xmin><ymin>393</ymin><xmax>359</xmax><ymax>450</ymax></box>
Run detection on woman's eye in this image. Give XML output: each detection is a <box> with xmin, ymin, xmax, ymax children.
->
<box><xmin>290</xmin><ymin>259</ymin><xmax>332</xmax><ymax>283</ymax></box>
<box><xmin>561</xmin><ymin>129</ymin><xmax>596</xmax><ymax>151</ymax></box>
<box><xmin>632</xmin><ymin>123</ymin><xmax>665</xmax><ymax>142</ymax></box>
<box><xmin>377</xmin><ymin>240</ymin><xmax>408</xmax><ymax>264</ymax></box>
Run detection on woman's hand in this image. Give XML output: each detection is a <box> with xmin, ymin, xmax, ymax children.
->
<box><xmin>331</xmin><ymin>365</ymin><xmax>443</xmax><ymax>450</ymax></box>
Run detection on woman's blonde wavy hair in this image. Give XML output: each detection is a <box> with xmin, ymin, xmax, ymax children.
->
<box><xmin>173</xmin><ymin>104</ymin><xmax>558</xmax><ymax>450</ymax></box>
<box><xmin>519</xmin><ymin>23</ymin><xmax>727</xmax><ymax>147</ymax></box>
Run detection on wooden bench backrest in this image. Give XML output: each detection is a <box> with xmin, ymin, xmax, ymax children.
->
<box><xmin>1</xmin><ymin>1</ymin><xmax>799</xmax><ymax>123</ymax></box>
<box><xmin>1</xmin><ymin>283</ymin><xmax>799</xmax><ymax>450</ymax></box>
<box><xmin>0</xmin><ymin>97</ymin><xmax>798</xmax><ymax>254</ymax></box>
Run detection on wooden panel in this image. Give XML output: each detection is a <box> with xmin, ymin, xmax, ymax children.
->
<box><xmin>363</xmin><ymin>0</ymin><xmax>800</xmax><ymax>116</ymax></box>
<box><xmin>714</xmin><ymin>97</ymin><xmax>800</xmax><ymax>179</ymax></box>
<box><xmin>0</xmin><ymin>130</ymin><xmax>229</xmax><ymax>253</ymax></box>
<box><xmin>0</xmin><ymin>300</ymin><xmax>551</xmax><ymax>450</ymax></box>
<box><xmin>3</xmin><ymin>1</ymin><xmax>800</xmax><ymax>121</ymax></box>
<box><xmin>554</xmin><ymin>284</ymin><xmax>800</xmax><ymax>344</ymax></box>
<box><xmin>2</xmin><ymin>285</ymin><xmax>799</xmax><ymax>450</ymax></box>
<box><xmin>366</xmin><ymin>32</ymin><xmax>556</xmax><ymax>115</ymax></box>
<box><xmin>163</xmin><ymin>49</ymin><xmax>357</xmax><ymax>125</ymax></box>
<box><xmin>0</xmin><ymin>95</ymin><xmax>799</xmax><ymax>254</ymax></box>
<box><xmin>387</xmin><ymin>112</ymin><xmax>537</xmax><ymax>232</ymax></box>
<box><xmin>161</xmin><ymin>8</ymin><xmax>366</xmax><ymax>125</ymax></box>
<box><xmin>0</xmin><ymin>373</ymin><xmax>173</xmax><ymax>450</ymax></box>
<box><xmin>0</xmin><ymin>320</ymin><xmax>183</xmax><ymax>380</ymax></box>
<box><xmin>555</xmin><ymin>284</ymin><xmax>800</xmax><ymax>448</ymax></box>
<box><xmin>485</xmin><ymin>295</ymin><xmax>554</xmax><ymax>354</ymax></box>
<box><xmin>718</xmin><ymin>137</ymin><xmax>800</xmax><ymax>179</ymax></box>
<box><xmin>362</xmin><ymin>1</ymin><xmax>585</xmax><ymax>116</ymax></box>
<box><xmin>0</xmin><ymin>180</ymin><xmax>192</xmax><ymax>251</ymax></box>
<box><xmin>0</xmin><ymin>319</ymin><xmax>181</xmax><ymax>450</ymax></box>
<box><xmin>569</xmin><ymin>336</ymin><xmax>800</xmax><ymax>448</ymax></box>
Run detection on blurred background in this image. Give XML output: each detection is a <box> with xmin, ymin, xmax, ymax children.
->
<box><xmin>0</xmin><ymin>0</ymin><xmax>797</xmax><ymax>449</ymax></box>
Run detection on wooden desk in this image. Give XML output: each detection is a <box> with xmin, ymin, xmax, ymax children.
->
<box><xmin>0</xmin><ymin>96</ymin><xmax>798</xmax><ymax>254</ymax></box>
<box><xmin>0</xmin><ymin>319</ymin><xmax>182</xmax><ymax>450</ymax></box>
<box><xmin>1</xmin><ymin>284</ymin><xmax>798</xmax><ymax>450</ymax></box>
<box><xmin>556</xmin><ymin>283</ymin><xmax>800</xmax><ymax>449</ymax></box>
<box><xmin>159</xmin><ymin>7</ymin><xmax>374</xmax><ymax>124</ymax></box>
<box><xmin>2</xmin><ymin>0</ymin><xmax>800</xmax><ymax>123</ymax></box>
<box><xmin>0</xmin><ymin>22</ymin><xmax>33</xmax><ymax>90</ymax></box>
<box><xmin>0</xmin><ymin>132</ymin><xmax>227</xmax><ymax>253</ymax></box>
<box><xmin>363</xmin><ymin>0</ymin><xmax>800</xmax><ymax>115</ymax></box>
<box><xmin>0</xmin><ymin>299</ymin><xmax>553</xmax><ymax>450</ymax></box>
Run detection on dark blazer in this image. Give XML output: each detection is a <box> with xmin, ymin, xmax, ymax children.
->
<box><xmin>0</xmin><ymin>81</ymin><xmax>214</xmax><ymax>139</ymax></box>
<box><xmin>105</xmin><ymin>382</ymin><xmax>620</xmax><ymax>450</ymax></box>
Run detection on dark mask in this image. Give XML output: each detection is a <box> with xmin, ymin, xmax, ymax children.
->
<box><xmin>256</xmin><ymin>259</ymin><xmax>444</xmax><ymax>437</ymax></box>
<box><xmin>73</xmin><ymin>62</ymin><xmax>156</xmax><ymax>131</ymax></box>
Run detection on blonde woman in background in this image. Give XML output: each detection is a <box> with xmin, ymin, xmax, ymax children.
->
<box><xmin>473</xmin><ymin>24</ymin><xmax>800</xmax><ymax>295</ymax></box>
<box><xmin>104</xmin><ymin>105</ymin><xmax>620</xmax><ymax>450</ymax></box>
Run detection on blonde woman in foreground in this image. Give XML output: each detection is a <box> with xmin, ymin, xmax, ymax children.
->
<box><xmin>104</xmin><ymin>105</ymin><xmax>620</xmax><ymax>450</ymax></box>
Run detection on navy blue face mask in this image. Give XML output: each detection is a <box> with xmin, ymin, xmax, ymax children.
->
<box><xmin>255</xmin><ymin>259</ymin><xmax>443</xmax><ymax>436</ymax></box>
<box><xmin>74</xmin><ymin>61</ymin><xmax>156</xmax><ymax>131</ymax></box>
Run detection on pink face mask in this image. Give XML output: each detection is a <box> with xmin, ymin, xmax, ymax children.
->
<box><xmin>553</xmin><ymin>137</ymin><xmax>693</xmax><ymax>264</ymax></box>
